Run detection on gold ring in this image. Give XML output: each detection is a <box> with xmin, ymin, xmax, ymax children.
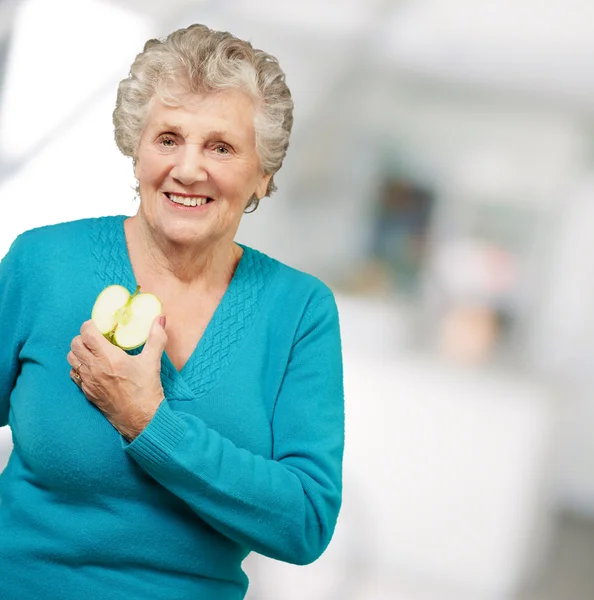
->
<box><xmin>73</xmin><ymin>362</ymin><xmax>83</xmax><ymax>382</ymax></box>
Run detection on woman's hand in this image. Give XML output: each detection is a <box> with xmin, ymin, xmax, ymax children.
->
<box><xmin>67</xmin><ymin>315</ymin><xmax>168</xmax><ymax>441</ymax></box>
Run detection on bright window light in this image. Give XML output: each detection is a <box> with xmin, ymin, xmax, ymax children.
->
<box><xmin>0</xmin><ymin>0</ymin><xmax>151</xmax><ymax>162</ymax></box>
<box><xmin>0</xmin><ymin>0</ymin><xmax>152</xmax><ymax>253</ymax></box>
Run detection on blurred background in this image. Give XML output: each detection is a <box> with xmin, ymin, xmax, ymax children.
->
<box><xmin>1</xmin><ymin>0</ymin><xmax>594</xmax><ymax>598</ymax></box>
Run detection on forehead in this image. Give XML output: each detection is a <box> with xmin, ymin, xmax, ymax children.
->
<box><xmin>144</xmin><ymin>90</ymin><xmax>257</xmax><ymax>142</ymax></box>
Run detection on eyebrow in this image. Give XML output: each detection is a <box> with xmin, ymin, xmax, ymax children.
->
<box><xmin>207</xmin><ymin>129</ymin><xmax>234</xmax><ymax>141</ymax></box>
<box><xmin>153</xmin><ymin>123</ymin><xmax>235</xmax><ymax>141</ymax></box>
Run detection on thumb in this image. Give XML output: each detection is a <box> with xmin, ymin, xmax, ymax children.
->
<box><xmin>141</xmin><ymin>314</ymin><xmax>168</xmax><ymax>360</ymax></box>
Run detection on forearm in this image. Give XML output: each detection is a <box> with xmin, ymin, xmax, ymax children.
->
<box><xmin>123</xmin><ymin>400</ymin><xmax>342</xmax><ymax>565</ymax></box>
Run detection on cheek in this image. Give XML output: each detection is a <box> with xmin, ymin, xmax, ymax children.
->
<box><xmin>222</xmin><ymin>167</ymin><xmax>261</xmax><ymax>200</ymax></box>
<box><xmin>135</xmin><ymin>158</ymin><xmax>149</xmax><ymax>185</ymax></box>
<box><xmin>136</xmin><ymin>152</ymin><xmax>168</xmax><ymax>187</ymax></box>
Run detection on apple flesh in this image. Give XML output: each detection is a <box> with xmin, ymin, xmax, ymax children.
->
<box><xmin>91</xmin><ymin>285</ymin><xmax>162</xmax><ymax>350</ymax></box>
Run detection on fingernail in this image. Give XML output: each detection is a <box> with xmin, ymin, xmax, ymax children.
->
<box><xmin>159</xmin><ymin>315</ymin><xmax>166</xmax><ymax>328</ymax></box>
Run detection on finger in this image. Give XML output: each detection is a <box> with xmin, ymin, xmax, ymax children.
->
<box><xmin>80</xmin><ymin>320</ymin><xmax>112</xmax><ymax>355</ymax></box>
<box><xmin>68</xmin><ymin>345</ymin><xmax>93</xmax><ymax>383</ymax></box>
<box><xmin>67</xmin><ymin>349</ymin><xmax>83</xmax><ymax>369</ymax></box>
<box><xmin>70</xmin><ymin>368</ymin><xmax>83</xmax><ymax>387</ymax></box>
<box><xmin>66</xmin><ymin>351</ymin><xmax>87</xmax><ymax>382</ymax></box>
<box><xmin>70</xmin><ymin>336</ymin><xmax>94</xmax><ymax>363</ymax></box>
<box><xmin>141</xmin><ymin>315</ymin><xmax>168</xmax><ymax>362</ymax></box>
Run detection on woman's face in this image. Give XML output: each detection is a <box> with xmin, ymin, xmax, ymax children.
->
<box><xmin>134</xmin><ymin>89</ymin><xmax>271</xmax><ymax>250</ymax></box>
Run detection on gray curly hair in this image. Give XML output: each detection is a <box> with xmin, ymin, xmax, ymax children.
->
<box><xmin>113</xmin><ymin>23</ymin><xmax>294</xmax><ymax>210</ymax></box>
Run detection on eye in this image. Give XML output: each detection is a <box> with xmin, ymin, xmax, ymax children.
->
<box><xmin>214</xmin><ymin>144</ymin><xmax>231</xmax><ymax>155</ymax></box>
<box><xmin>158</xmin><ymin>135</ymin><xmax>177</xmax><ymax>148</ymax></box>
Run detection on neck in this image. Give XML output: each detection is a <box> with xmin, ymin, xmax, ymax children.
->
<box><xmin>124</xmin><ymin>215</ymin><xmax>242</xmax><ymax>293</ymax></box>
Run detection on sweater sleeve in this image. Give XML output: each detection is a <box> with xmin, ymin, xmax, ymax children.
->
<box><xmin>0</xmin><ymin>236</ymin><xmax>27</xmax><ymax>428</ymax></box>
<box><xmin>123</xmin><ymin>293</ymin><xmax>344</xmax><ymax>565</ymax></box>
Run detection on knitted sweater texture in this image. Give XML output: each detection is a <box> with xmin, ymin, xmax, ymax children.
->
<box><xmin>0</xmin><ymin>215</ymin><xmax>344</xmax><ymax>600</ymax></box>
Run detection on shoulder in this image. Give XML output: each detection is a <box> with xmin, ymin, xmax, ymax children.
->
<box><xmin>8</xmin><ymin>215</ymin><xmax>123</xmax><ymax>250</ymax></box>
<box><xmin>241</xmin><ymin>245</ymin><xmax>338</xmax><ymax>318</ymax></box>
<box><xmin>3</xmin><ymin>216</ymin><xmax>125</xmax><ymax>263</ymax></box>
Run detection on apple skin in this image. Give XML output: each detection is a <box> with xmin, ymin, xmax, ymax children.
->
<box><xmin>91</xmin><ymin>285</ymin><xmax>162</xmax><ymax>350</ymax></box>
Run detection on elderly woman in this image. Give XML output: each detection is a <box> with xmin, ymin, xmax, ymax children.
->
<box><xmin>0</xmin><ymin>24</ymin><xmax>344</xmax><ymax>600</ymax></box>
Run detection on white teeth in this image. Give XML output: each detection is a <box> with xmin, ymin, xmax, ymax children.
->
<box><xmin>168</xmin><ymin>194</ymin><xmax>210</xmax><ymax>206</ymax></box>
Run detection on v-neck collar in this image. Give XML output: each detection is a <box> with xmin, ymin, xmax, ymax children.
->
<box><xmin>91</xmin><ymin>215</ymin><xmax>274</xmax><ymax>401</ymax></box>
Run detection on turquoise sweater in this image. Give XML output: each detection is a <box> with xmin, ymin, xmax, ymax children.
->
<box><xmin>0</xmin><ymin>216</ymin><xmax>344</xmax><ymax>600</ymax></box>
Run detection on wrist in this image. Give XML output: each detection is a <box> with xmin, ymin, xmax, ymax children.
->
<box><xmin>120</xmin><ymin>395</ymin><xmax>164</xmax><ymax>441</ymax></box>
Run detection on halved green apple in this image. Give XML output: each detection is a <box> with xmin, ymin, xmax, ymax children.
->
<box><xmin>91</xmin><ymin>284</ymin><xmax>162</xmax><ymax>350</ymax></box>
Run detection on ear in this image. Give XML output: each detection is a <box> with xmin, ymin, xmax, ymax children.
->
<box><xmin>255</xmin><ymin>173</ymin><xmax>272</xmax><ymax>200</ymax></box>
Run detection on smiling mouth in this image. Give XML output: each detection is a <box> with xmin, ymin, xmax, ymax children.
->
<box><xmin>164</xmin><ymin>192</ymin><xmax>214</xmax><ymax>207</ymax></box>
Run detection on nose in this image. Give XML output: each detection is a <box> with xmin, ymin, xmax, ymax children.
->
<box><xmin>170</xmin><ymin>144</ymin><xmax>208</xmax><ymax>185</ymax></box>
